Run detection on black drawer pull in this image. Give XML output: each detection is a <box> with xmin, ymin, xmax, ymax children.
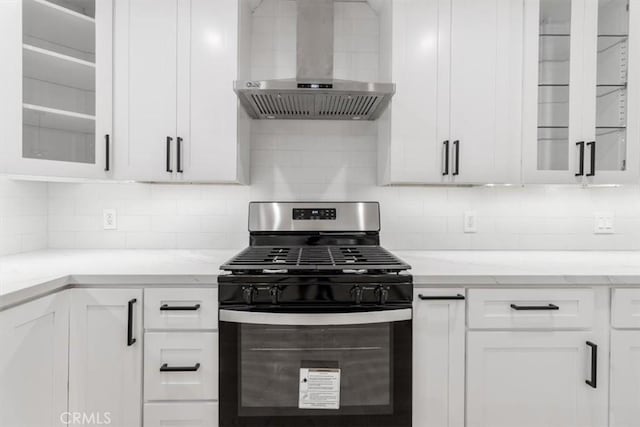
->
<box><xmin>418</xmin><ymin>294</ymin><xmax>465</xmax><ymax>301</ymax></box>
<box><xmin>442</xmin><ymin>140</ymin><xmax>450</xmax><ymax>176</ymax></box>
<box><xmin>452</xmin><ymin>140</ymin><xmax>460</xmax><ymax>176</ymax></box>
<box><xmin>586</xmin><ymin>141</ymin><xmax>596</xmax><ymax>177</ymax></box>
<box><xmin>105</xmin><ymin>134</ymin><xmax>110</xmax><ymax>172</ymax></box>
<box><xmin>586</xmin><ymin>341</ymin><xmax>597</xmax><ymax>388</ymax></box>
<box><xmin>160</xmin><ymin>363</ymin><xmax>200</xmax><ymax>372</ymax></box>
<box><xmin>127</xmin><ymin>298</ymin><xmax>137</xmax><ymax>346</ymax></box>
<box><xmin>166</xmin><ymin>136</ymin><xmax>173</xmax><ymax>173</ymax></box>
<box><xmin>510</xmin><ymin>303</ymin><xmax>559</xmax><ymax>311</ymax></box>
<box><xmin>160</xmin><ymin>303</ymin><xmax>201</xmax><ymax>311</ymax></box>
<box><xmin>176</xmin><ymin>136</ymin><xmax>184</xmax><ymax>173</ymax></box>
<box><xmin>575</xmin><ymin>141</ymin><xmax>585</xmax><ymax>176</ymax></box>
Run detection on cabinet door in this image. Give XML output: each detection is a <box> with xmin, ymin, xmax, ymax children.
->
<box><xmin>449</xmin><ymin>0</ymin><xmax>523</xmax><ymax>184</ymax></box>
<box><xmin>467</xmin><ymin>331</ymin><xmax>608</xmax><ymax>427</ymax></box>
<box><xmin>176</xmin><ymin>0</ymin><xmax>248</xmax><ymax>183</ymax></box>
<box><xmin>610</xmin><ymin>330</ymin><xmax>640</xmax><ymax>427</ymax></box>
<box><xmin>381</xmin><ymin>0</ymin><xmax>451</xmax><ymax>184</ymax></box>
<box><xmin>0</xmin><ymin>292</ymin><xmax>69</xmax><ymax>427</ymax></box>
<box><xmin>523</xmin><ymin>0</ymin><xmax>588</xmax><ymax>183</ymax></box>
<box><xmin>128</xmin><ymin>0</ymin><xmax>178</xmax><ymax>181</ymax></box>
<box><xmin>69</xmin><ymin>289</ymin><xmax>143</xmax><ymax>427</ymax></box>
<box><xmin>5</xmin><ymin>0</ymin><xmax>113</xmax><ymax>179</ymax></box>
<box><xmin>413</xmin><ymin>289</ymin><xmax>465</xmax><ymax>427</ymax></box>
<box><xmin>580</xmin><ymin>0</ymin><xmax>639</xmax><ymax>183</ymax></box>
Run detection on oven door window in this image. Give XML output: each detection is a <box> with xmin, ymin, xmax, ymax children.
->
<box><xmin>219</xmin><ymin>309</ymin><xmax>412</xmax><ymax>427</ymax></box>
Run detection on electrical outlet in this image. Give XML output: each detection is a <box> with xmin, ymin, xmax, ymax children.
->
<box><xmin>103</xmin><ymin>209</ymin><xmax>117</xmax><ymax>230</ymax></box>
<box><xmin>594</xmin><ymin>212</ymin><xmax>614</xmax><ymax>234</ymax></box>
<box><xmin>464</xmin><ymin>211</ymin><xmax>477</xmax><ymax>233</ymax></box>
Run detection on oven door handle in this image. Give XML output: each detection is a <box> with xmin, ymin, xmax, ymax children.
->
<box><xmin>219</xmin><ymin>308</ymin><xmax>412</xmax><ymax>326</ymax></box>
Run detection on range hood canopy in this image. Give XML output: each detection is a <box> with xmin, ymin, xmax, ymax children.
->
<box><xmin>234</xmin><ymin>0</ymin><xmax>395</xmax><ymax>121</ymax></box>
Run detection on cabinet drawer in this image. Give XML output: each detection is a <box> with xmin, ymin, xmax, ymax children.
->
<box><xmin>612</xmin><ymin>289</ymin><xmax>640</xmax><ymax>329</ymax></box>
<box><xmin>144</xmin><ymin>288</ymin><xmax>217</xmax><ymax>330</ymax></box>
<box><xmin>143</xmin><ymin>402</ymin><xmax>218</xmax><ymax>427</ymax></box>
<box><xmin>467</xmin><ymin>288</ymin><xmax>595</xmax><ymax>330</ymax></box>
<box><xmin>144</xmin><ymin>332</ymin><xmax>218</xmax><ymax>401</ymax></box>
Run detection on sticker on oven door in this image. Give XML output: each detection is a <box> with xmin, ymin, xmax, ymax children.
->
<box><xmin>298</xmin><ymin>368</ymin><xmax>341</xmax><ymax>410</ymax></box>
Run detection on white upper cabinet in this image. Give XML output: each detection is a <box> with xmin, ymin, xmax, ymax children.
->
<box><xmin>378</xmin><ymin>0</ymin><xmax>523</xmax><ymax>185</ymax></box>
<box><xmin>523</xmin><ymin>0</ymin><xmax>639</xmax><ymax>183</ymax></box>
<box><xmin>0</xmin><ymin>0</ymin><xmax>113</xmax><ymax>179</ymax></box>
<box><xmin>116</xmin><ymin>0</ymin><xmax>250</xmax><ymax>183</ymax></box>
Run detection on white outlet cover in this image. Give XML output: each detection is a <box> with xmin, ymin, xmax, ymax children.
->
<box><xmin>593</xmin><ymin>212</ymin><xmax>614</xmax><ymax>234</ymax></box>
<box><xmin>464</xmin><ymin>211</ymin><xmax>477</xmax><ymax>233</ymax></box>
<box><xmin>103</xmin><ymin>209</ymin><xmax>117</xmax><ymax>230</ymax></box>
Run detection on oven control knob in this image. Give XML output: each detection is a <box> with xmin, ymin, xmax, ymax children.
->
<box><xmin>269</xmin><ymin>286</ymin><xmax>282</xmax><ymax>305</ymax></box>
<box><xmin>350</xmin><ymin>285</ymin><xmax>363</xmax><ymax>305</ymax></box>
<box><xmin>242</xmin><ymin>286</ymin><xmax>256</xmax><ymax>305</ymax></box>
<box><xmin>375</xmin><ymin>285</ymin><xmax>390</xmax><ymax>305</ymax></box>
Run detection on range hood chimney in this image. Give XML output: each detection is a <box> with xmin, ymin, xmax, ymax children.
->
<box><xmin>234</xmin><ymin>0</ymin><xmax>395</xmax><ymax>120</ymax></box>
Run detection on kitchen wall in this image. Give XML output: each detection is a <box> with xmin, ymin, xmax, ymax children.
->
<box><xmin>12</xmin><ymin>0</ymin><xmax>640</xmax><ymax>253</ymax></box>
<box><xmin>0</xmin><ymin>177</ymin><xmax>48</xmax><ymax>255</ymax></box>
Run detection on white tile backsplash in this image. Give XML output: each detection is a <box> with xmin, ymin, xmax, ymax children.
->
<box><xmin>40</xmin><ymin>115</ymin><xmax>640</xmax><ymax>251</ymax></box>
<box><xmin>0</xmin><ymin>178</ymin><xmax>48</xmax><ymax>255</ymax></box>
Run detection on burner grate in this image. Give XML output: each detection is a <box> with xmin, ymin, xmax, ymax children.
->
<box><xmin>221</xmin><ymin>245</ymin><xmax>410</xmax><ymax>272</ymax></box>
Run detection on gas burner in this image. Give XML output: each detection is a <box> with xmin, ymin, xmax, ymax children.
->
<box><xmin>221</xmin><ymin>245</ymin><xmax>409</xmax><ymax>274</ymax></box>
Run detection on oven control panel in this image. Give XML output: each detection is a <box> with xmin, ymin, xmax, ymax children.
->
<box><xmin>292</xmin><ymin>208</ymin><xmax>336</xmax><ymax>220</ymax></box>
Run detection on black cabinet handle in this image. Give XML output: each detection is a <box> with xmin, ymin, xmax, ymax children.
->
<box><xmin>160</xmin><ymin>363</ymin><xmax>201</xmax><ymax>372</ymax></box>
<box><xmin>166</xmin><ymin>137</ymin><xmax>173</xmax><ymax>173</ymax></box>
<box><xmin>176</xmin><ymin>137</ymin><xmax>184</xmax><ymax>173</ymax></box>
<box><xmin>452</xmin><ymin>140</ymin><xmax>460</xmax><ymax>176</ymax></box>
<box><xmin>105</xmin><ymin>134</ymin><xmax>110</xmax><ymax>172</ymax></box>
<box><xmin>418</xmin><ymin>294</ymin><xmax>465</xmax><ymax>300</ymax></box>
<box><xmin>510</xmin><ymin>303</ymin><xmax>559</xmax><ymax>311</ymax></box>
<box><xmin>575</xmin><ymin>141</ymin><xmax>585</xmax><ymax>176</ymax></box>
<box><xmin>586</xmin><ymin>341</ymin><xmax>597</xmax><ymax>388</ymax></box>
<box><xmin>160</xmin><ymin>303</ymin><xmax>201</xmax><ymax>311</ymax></box>
<box><xmin>586</xmin><ymin>141</ymin><xmax>596</xmax><ymax>177</ymax></box>
<box><xmin>442</xmin><ymin>140</ymin><xmax>450</xmax><ymax>176</ymax></box>
<box><xmin>127</xmin><ymin>298</ymin><xmax>137</xmax><ymax>346</ymax></box>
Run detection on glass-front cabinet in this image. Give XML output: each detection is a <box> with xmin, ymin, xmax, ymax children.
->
<box><xmin>523</xmin><ymin>0</ymin><xmax>639</xmax><ymax>183</ymax></box>
<box><xmin>0</xmin><ymin>0</ymin><xmax>112</xmax><ymax>179</ymax></box>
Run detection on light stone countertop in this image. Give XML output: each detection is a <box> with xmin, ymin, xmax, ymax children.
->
<box><xmin>2</xmin><ymin>249</ymin><xmax>640</xmax><ymax>310</ymax></box>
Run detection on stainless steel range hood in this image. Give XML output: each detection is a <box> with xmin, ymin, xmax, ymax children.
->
<box><xmin>234</xmin><ymin>0</ymin><xmax>395</xmax><ymax>120</ymax></box>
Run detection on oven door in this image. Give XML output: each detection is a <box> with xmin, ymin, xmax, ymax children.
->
<box><xmin>219</xmin><ymin>306</ymin><xmax>412</xmax><ymax>427</ymax></box>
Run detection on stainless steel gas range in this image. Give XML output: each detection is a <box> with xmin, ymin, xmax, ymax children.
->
<box><xmin>218</xmin><ymin>202</ymin><xmax>412</xmax><ymax>427</ymax></box>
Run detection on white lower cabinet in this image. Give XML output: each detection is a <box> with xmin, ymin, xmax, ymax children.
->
<box><xmin>142</xmin><ymin>287</ymin><xmax>218</xmax><ymax>426</ymax></box>
<box><xmin>412</xmin><ymin>289</ymin><xmax>465</xmax><ymax>427</ymax></box>
<box><xmin>144</xmin><ymin>402</ymin><xmax>218</xmax><ymax>427</ymax></box>
<box><xmin>144</xmin><ymin>332</ymin><xmax>218</xmax><ymax>401</ymax></box>
<box><xmin>467</xmin><ymin>331</ymin><xmax>608</xmax><ymax>427</ymax></box>
<box><xmin>0</xmin><ymin>292</ymin><xmax>70</xmax><ymax>427</ymax></box>
<box><xmin>610</xmin><ymin>330</ymin><xmax>640</xmax><ymax>427</ymax></box>
<box><xmin>466</xmin><ymin>287</ymin><xmax>610</xmax><ymax>427</ymax></box>
<box><xmin>610</xmin><ymin>288</ymin><xmax>640</xmax><ymax>427</ymax></box>
<box><xmin>467</xmin><ymin>331</ymin><xmax>607</xmax><ymax>427</ymax></box>
<box><xmin>69</xmin><ymin>289</ymin><xmax>143</xmax><ymax>427</ymax></box>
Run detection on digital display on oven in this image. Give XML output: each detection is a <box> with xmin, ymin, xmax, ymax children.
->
<box><xmin>292</xmin><ymin>208</ymin><xmax>337</xmax><ymax>220</ymax></box>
